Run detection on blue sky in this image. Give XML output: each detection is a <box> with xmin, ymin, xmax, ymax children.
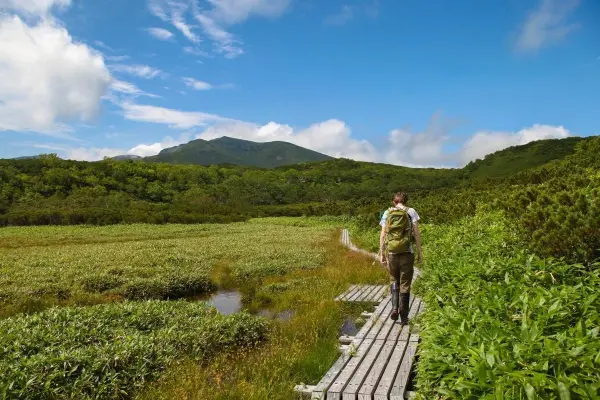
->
<box><xmin>0</xmin><ymin>0</ymin><xmax>598</xmax><ymax>166</ymax></box>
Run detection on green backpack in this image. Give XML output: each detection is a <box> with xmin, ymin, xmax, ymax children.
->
<box><xmin>384</xmin><ymin>207</ymin><xmax>413</xmax><ymax>254</ymax></box>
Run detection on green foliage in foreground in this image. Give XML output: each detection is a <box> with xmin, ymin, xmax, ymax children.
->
<box><xmin>0</xmin><ymin>301</ymin><xmax>269</xmax><ymax>399</ymax></box>
<box><xmin>414</xmin><ymin>212</ymin><xmax>600</xmax><ymax>399</ymax></box>
<box><xmin>0</xmin><ymin>221</ymin><xmax>332</xmax><ymax>315</ymax></box>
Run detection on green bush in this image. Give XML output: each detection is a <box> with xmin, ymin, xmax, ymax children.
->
<box><xmin>413</xmin><ymin>212</ymin><xmax>600</xmax><ymax>399</ymax></box>
<box><xmin>122</xmin><ymin>274</ymin><xmax>216</xmax><ymax>300</ymax></box>
<box><xmin>0</xmin><ymin>301</ymin><xmax>269</xmax><ymax>399</ymax></box>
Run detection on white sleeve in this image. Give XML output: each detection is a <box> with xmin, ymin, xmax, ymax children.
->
<box><xmin>409</xmin><ymin>208</ymin><xmax>420</xmax><ymax>223</ymax></box>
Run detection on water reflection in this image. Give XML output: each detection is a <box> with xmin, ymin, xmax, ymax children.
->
<box><xmin>204</xmin><ymin>290</ymin><xmax>242</xmax><ymax>315</ymax></box>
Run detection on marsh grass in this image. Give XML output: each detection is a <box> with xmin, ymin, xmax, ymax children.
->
<box><xmin>0</xmin><ymin>221</ymin><xmax>334</xmax><ymax>317</ymax></box>
<box><xmin>136</xmin><ymin>232</ymin><xmax>388</xmax><ymax>400</ymax></box>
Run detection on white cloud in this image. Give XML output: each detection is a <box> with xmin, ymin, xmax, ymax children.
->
<box><xmin>516</xmin><ymin>0</ymin><xmax>580</xmax><ymax>53</ymax></box>
<box><xmin>146</xmin><ymin>27</ymin><xmax>174</xmax><ymax>41</ymax></box>
<box><xmin>194</xmin><ymin>13</ymin><xmax>243</xmax><ymax>58</ymax></box>
<box><xmin>206</xmin><ymin>0</ymin><xmax>291</xmax><ymax>24</ymax></box>
<box><xmin>183</xmin><ymin>46</ymin><xmax>212</xmax><ymax>57</ymax></box>
<box><xmin>105</xmin><ymin>55</ymin><xmax>131</xmax><ymax>62</ymax></box>
<box><xmin>110</xmin><ymin>64</ymin><xmax>163</xmax><ymax>79</ymax></box>
<box><xmin>147</xmin><ymin>0</ymin><xmax>291</xmax><ymax>59</ymax></box>
<box><xmin>0</xmin><ymin>0</ymin><xmax>71</xmax><ymax>16</ymax></box>
<box><xmin>325</xmin><ymin>1</ymin><xmax>380</xmax><ymax>26</ymax></box>
<box><xmin>128</xmin><ymin>133</ymin><xmax>192</xmax><ymax>157</ymax></box>
<box><xmin>148</xmin><ymin>0</ymin><xmax>201</xmax><ymax>43</ymax></box>
<box><xmin>34</xmin><ymin>132</ymin><xmax>193</xmax><ymax>161</ymax></box>
<box><xmin>459</xmin><ymin>124</ymin><xmax>570</xmax><ymax>164</ymax></box>
<box><xmin>0</xmin><ymin>15</ymin><xmax>111</xmax><ymax>133</ymax></box>
<box><xmin>183</xmin><ymin>77</ymin><xmax>213</xmax><ymax>90</ymax></box>
<box><xmin>121</xmin><ymin>103</ymin><xmax>225</xmax><ymax>129</ymax></box>
<box><xmin>110</xmin><ymin>79</ymin><xmax>159</xmax><ymax>98</ymax></box>
<box><xmin>27</xmin><ymin>143</ymin><xmax>122</xmax><ymax>160</ymax></box>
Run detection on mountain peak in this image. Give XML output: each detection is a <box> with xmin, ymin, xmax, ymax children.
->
<box><xmin>144</xmin><ymin>137</ymin><xmax>332</xmax><ymax>168</ymax></box>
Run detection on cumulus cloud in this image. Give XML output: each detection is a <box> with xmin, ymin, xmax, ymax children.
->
<box><xmin>516</xmin><ymin>0</ymin><xmax>580</xmax><ymax>53</ymax></box>
<box><xmin>110</xmin><ymin>64</ymin><xmax>163</xmax><ymax>79</ymax></box>
<box><xmin>0</xmin><ymin>15</ymin><xmax>111</xmax><ymax>134</ymax></box>
<box><xmin>0</xmin><ymin>0</ymin><xmax>71</xmax><ymax>16</ymax></box>
<box><xmin>146</xmin><ymin>27</ymin><xmax>174</xmax><ymax>41</ymax></box>
<box><xmin>31</xmin><ymin>143</ymin><xmax>125</xmax><ymax>161</ymax></box>
<box><xmin>121</xmin><ymin>103</ymin><xmax>225</xmax><ymax>129</ymax></box>
<box><xmin>183</xmin><ymin>77</ymin><xmax>213</xmax><ymax>90</ymax></box>
<box><xmin>128</xmin><ymin>133</ymin><xmax>192</xmax><ymax>157</ymax></box>
<box><xmin>38</xmin><ymin>105</ymin><xmax>574</xmax><ymax>165</ymax></box>
<box><xmin>459</xmin><ymin>124</ymin><xmax>570</xmax><ymax>164</ymax></box>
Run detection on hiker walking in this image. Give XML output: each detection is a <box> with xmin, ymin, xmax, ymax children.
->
<box><xmin>379</xmin><ymin>192</ymin><xmax>423</xmax><ymax>324</ymax></box>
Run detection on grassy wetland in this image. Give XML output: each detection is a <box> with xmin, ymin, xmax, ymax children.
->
<box><xmin>0</xmin><ymin>218</ymin><xmax>388</xmax><ymax>399</ymax></box>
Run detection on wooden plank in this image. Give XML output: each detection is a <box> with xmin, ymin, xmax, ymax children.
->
<box><xmin>387</xmin><ymin>321</ymin><xmax>408</xmax><ymax>345</ymax></box>
<box><xmin>353</xmin><ymin>285</ymin><xmax>372</xmax><ymax>302</ymax></box>
<box><xmin>355</xmin><ymin>298</ymin><xmax>391</xmax><ymax>341</ymax></box>
<box><xmin>373</xmin><ymin>340</ymin><xmax>408</xmax><ymax>400</ymax></box>
<box><xmin>340</xmin><ymin>285</ymin><xmax>361</xmax><ymax>301</ymax></box>
<box><xmin>356</xmin><ymin>285</ymin><xmax>378</xmax><ymax>302</ymax></box>
<box><xmin>408</xmin><ymin>298</ymin><xmax>421</xmax><ymax>319</ymax></box>
<box><xmin>388</xmin><ymin>339</ymin><xmax>418</xmax><ymax>400</ymax></box>
<box><xmin>328</xmin><ymin>301</ymin><xmax>396</xmax><ymax>399</ymax></box>
<box><xmin>375</xmin><ymin>303</ymin><xmax>399</xmax><ymax>341</ymax></box>
<box><xmin>342</xmin><ymin>339</ymin><xmax>386</xmax><ymax>399</ymax></box>
<box><xmin>311</xmin><ymin>352</ymin><xmax>352</xmax><ymax>399</ymax></box>
<box><xmin>357</xmin><ymin>340</ymin><xmax>396</xmax><ymax>400</ymax></box>
<box><xmin>366</xmin><ymin>285</ymin><xmax>385</xmax><ymax>302</ymax></box>
<box><xmin>373</xmin><ymin>285</ymin><xmax>389</xmax><ymax>303</ymax></box>
<box><xmin>347</xmin><ymin>286</ymin><xmax>367</xmax><ymax>302</ymax></box>
<box><xmin>365</xmin><ymin>301</ymin><xmax>393</xmax><ymax>340</ymax></box>
<box><xmin>417</xmin><ymin>301</ymin><xmax>425</xmax><ymax>314</ymax></box>
<box><xmin>335</xmin><ymin>285</ymin><xmax>357</xmax><ymax>301</ymax></box>
<box><xmin>363</xmin><ymin>285</ymin><xmax>379</xmax><ymax>302</ymax></box>
<box><xmin>327</xmin><ymin>338</ymin><xmax>376</xmax><ymax>399</ymax></box>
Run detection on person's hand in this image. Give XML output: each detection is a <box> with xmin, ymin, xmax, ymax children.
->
<box><xmin>380</xmin><ymin>254</ymin><xmax>387</xmax><ymax>265</ymax></box>
<box><xmin>416</xmin><ymin>251</ymin><xmax>424</xmax><ymax>265</ymax></box>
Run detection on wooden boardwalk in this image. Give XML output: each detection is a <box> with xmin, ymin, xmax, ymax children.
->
<box><xmin>334</xmin><ymin>284</ymin><xmax>388</xmax><ymax>303</ymax></box>
<box><xmin>295</xmin><ymin>229</ymin><xmax>425</xmax><ymax>399</ymax></box>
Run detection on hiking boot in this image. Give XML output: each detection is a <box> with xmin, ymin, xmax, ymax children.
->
<box><xmin>390</xmin><ymin>282</ymin><xmax>399</xmax><ymax>321</ymax></box>
<box><xmin>399</xmin><ymin>293</ymin><xmax>410</xmax><ymax>325</ymax></box>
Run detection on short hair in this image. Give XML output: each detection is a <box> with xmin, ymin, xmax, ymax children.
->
<box><xmin>393</xmin><ymin>191</ymin><xmax>408</xmax><ymax>205</ymax></box>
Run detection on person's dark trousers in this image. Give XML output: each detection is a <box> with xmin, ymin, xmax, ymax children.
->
<box><xmin>387</xmin><ymin>252</ymin><xmax>414</xmax><ymax>324</ymax></box>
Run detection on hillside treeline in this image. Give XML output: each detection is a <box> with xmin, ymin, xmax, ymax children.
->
<box><xmin>1</xmin><ymin>137</ymin><xmax>598</xmax><ymax>264</ymax></box>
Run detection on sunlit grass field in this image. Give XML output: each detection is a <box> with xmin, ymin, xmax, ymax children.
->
<box><xmin>0</xmin><ymin>217</ymin><xmax>389</xmax><ymax>399</ymax></box>
<box><xmin>0</xmin><ymin>219</ymin><xmax>343</xmax><ymax>316</ymax></box>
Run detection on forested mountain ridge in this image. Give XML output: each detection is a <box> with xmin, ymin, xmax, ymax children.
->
<box><xmin>462</xmin><ymin>136</ymin><xmax>584</xmax><ymax>179</ymax></box>
<box><xmin>0</xmin><ymin>136</ymin><xmax>596</xmax><ymax>232</ymax></box>
<box><xmin>142</xmin><ymin>137</ymin><xmax>333</xmax><ymax>167</ymax></box>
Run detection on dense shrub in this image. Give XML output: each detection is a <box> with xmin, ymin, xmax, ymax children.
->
<box><xmin>0</xmin><ymin>301</ymin><xmax>269</xmax><ymax>399</ymax></box>
<box><xmin>413</xmin><ymin>212</ymin><xmax>600</xmax><ymax>399</ymax></box>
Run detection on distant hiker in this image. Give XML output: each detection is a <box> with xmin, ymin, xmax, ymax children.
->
<box><xmin>379</xmin><ymin>192</ymin><xmax>423</xmax><ymax>324</ymax></box>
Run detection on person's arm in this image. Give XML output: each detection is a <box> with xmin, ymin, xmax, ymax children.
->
<box><xmin>413</xmin><ymin>222</ymin><xmax>423</xmax><ymax>264</ymax></box>
<box><xmin>379</xmin><ymin>225</ymin><xmax>387</xmax><ymax>264</ymax></box>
